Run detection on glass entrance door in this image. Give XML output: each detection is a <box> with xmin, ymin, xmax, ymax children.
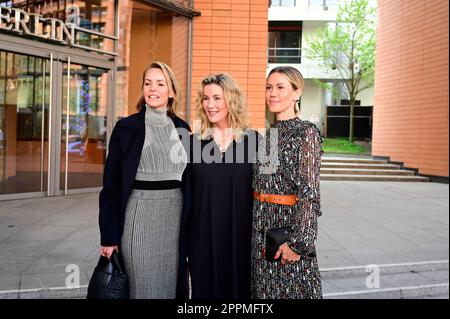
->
<box><xmin>0</xmin><ymin>49</ymin><xmax>113</xmax><ymax>198</ymax></box>
<box><xmin>60</xmin><ymin>62</ymin><xmax>108</xmax><ymax>192</ymax></box>
<box><xmin>0</xmin><ymin>50</ymin><xmax>50</xmax><ymax>195</ymax></box>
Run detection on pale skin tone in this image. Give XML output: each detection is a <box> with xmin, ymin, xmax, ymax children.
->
<box><xmin>266</xmin><ymin>72</ymin><xmax>303</xmax><ymax>264</ymax></box>
<box><xmin>266</xmin><ymin>72</ymin><xmax>301</xmax><ymax>121</ymax></box>
<box><xmin>100</xmin><ymin>67</ymin><xmax>172</xmax><ymax>258</ymax></box>
<box><xmin>202</xmin><ymin>84</ymin><xmax>233</xmax><ymax>152</ymax></box>
<box><xmin>143</xmin><ymin>68</ymin><xmax>172</xmax><ymax>111</ymax></box>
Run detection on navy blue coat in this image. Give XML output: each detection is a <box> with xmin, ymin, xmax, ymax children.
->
<box><xmin>99</xmin><ymin>106</ymin><xmax>191</xmax><ymax>246</ymax></box>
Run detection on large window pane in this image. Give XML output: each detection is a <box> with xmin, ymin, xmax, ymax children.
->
<box><xmin>0</xmin><ymin>51</ymin><xmax>49</xmax><ymax>195</ymax></box>
<box><xmin>60</xmin><ymin>64</ymin><xmax>107</xmax><ymax>190</ymax></box>
<box><xmin>268</xmin><ymin>22</ymin><xmax>302</xmax><ymax>63</ymax></box>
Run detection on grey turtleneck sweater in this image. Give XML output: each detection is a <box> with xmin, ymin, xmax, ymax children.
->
<box><xmin>135</xmin><ymin>105</ymin><xmax>187</xmax><ymax>181</ymax></box>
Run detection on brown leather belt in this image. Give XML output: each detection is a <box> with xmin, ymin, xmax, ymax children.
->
<box><xmin>253</xmin><ymin>191</ymin><xmax>300</xmax><ymax>206</ymax></box>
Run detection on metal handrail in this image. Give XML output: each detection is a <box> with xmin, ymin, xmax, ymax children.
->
<box><xmin>69</xmin><ymin>25</ymin><xmax>118</xmax><ymax>41</ymax></box>
<box><xmin>268</xmin><ymin>47</ymin><xmax>302</xmax><ymax>59</ymax></box>
<box><xmin>268</xmin><ymin>47</ymin><xmax>302</xmax><ymax>51</ymax></box>
<box><xmin>307</xmin><ymin>0</ymin><xmax>341</xmax><ymax>9</ymax></box>
<box><xmin>68</xmin><ymin>25</ymin><xmax>119</xmax><ymax>56</ymax></box>
<box><xmin>271</xmin><ymin>0</ymin><xmax>296</xmax><ymax>6</ymax></box>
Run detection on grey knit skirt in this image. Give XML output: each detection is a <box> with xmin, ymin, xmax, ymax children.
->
<box><xmin>121</xmin><ymin>188</ymin><xmax>182</xmax><ymax>299</ymax></box>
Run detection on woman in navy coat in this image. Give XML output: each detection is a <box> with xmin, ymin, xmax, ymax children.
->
<box><xmin>99</xmin><ymin>61</ymin><xmax>190</xmax><ymax>298</ymax></box>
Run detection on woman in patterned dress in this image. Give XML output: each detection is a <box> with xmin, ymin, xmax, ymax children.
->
<box><xmin>251</xmin><ymin>66</ymin><xmax>323</xmax><ymax>299</ymax></box>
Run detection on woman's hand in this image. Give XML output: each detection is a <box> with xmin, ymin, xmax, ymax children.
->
<box><xmin>274</xmin><ymin>242</ymin><xmax>300</xmax><ymax>265</ymax></box>
<box><xmin>100</xmin><ymin>245</ymin><xmax>119</xmax><ymax>258</ymax></box>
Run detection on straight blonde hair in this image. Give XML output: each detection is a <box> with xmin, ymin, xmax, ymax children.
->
<box><xmin>268</xmin><ymin>66</ymin><xmax>305</xmax><ymax>114</ymax></box>
<box><xmin>135</xmin><ymin>61</ymin><xmax>182</xmax><ymax>118</ymax></box>
<box><xmin>195</xmin><ymin>73</ymin><xmax>250</xmax><ymax>140</ymax></box>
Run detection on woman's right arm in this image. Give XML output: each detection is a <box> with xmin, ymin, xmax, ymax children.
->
<box><xmin>99</xmin><ymin>123</ymin><xmax>123</xmax><ymax>254</ymax></box>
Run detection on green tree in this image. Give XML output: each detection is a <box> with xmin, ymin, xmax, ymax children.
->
<box><xmin>306</xmin><ymin>0</ymin><xmax>376</xmax><ymax>142</ymax></box>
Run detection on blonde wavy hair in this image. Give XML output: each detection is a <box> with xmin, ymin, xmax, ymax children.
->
<box><xmin>135</xmin><ymin>61</ymin><xmax>182</xmax><ymax>118</ymax></box>
<box><xmin>195</xmin><ymin>73</ymin><xmax>249</xmax><ymax>140</ymax></box>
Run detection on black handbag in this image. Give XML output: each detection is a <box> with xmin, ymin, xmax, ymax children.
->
<box><xmin>87</xmin><ymin>250</ymin><xmax>129</xmax><ymax>299</ymax></box>
<box><xmin>265</xmin><ymin>226</ymin><xmax>293</xmax><ymax>262</ymax></box>
<box><xmin>265</xmin><ymin>226</ymin><xmax>317</xmax><ymax>262</ymax></box>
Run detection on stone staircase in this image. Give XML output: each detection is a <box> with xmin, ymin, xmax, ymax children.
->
<box><xmin>321</xmin><ymin>155</ymin><xmax>430</xmax><ymax>182</ymax></box>
<box><xmin>5</xmin><ymin>260</ymin><xmax>447</xmax><ymax>299</ymax></box>
<box><xmin>322</xmin><ymin>260</ymin><xmax>449</xmax><ymax>299</ymax></box>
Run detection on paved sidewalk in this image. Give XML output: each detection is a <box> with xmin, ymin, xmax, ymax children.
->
<box><xmin>0</xmin><ymin>181</ymin><xmax>448</xmax><ymax>298</ymax></box>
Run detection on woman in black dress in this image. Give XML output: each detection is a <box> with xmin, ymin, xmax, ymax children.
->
<box><xmin>251</xmin><ymin>66</ymin><xmax>323</xmax><ymax>299</ymax></box>
<box><xmin>177</xmin><ymin>73</ymin><xmax>259</xmax><ymax>299</ymax></box>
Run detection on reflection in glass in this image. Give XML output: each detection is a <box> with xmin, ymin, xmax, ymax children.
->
<box><xmin>1</xmin><ymin>0</ymin><xmax>116</xmax><ymax>51</ymax></box>
<box><xmin>61</xmin><ymin>63</ymin><xmax>107</xmax><ymax>190</ymax></box>
<box><xmin>2</xmin><ymin>0</ymin><xmax>116</xmax><ymax>35</ymax></box>
<box><xmin>0</xmin><ymin>50</ymin><xmax>49</xmax><ymax>194</ymax></box>
<box><xmin>116</xmin><ymin>1</ymin><xmax>190</xmax><ymax>119</ymax></box>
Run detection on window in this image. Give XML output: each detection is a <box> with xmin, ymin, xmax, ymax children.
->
<box><xmin>2</xmin><ymin>1</ymin><xmax>115</xmax><ymax>36</ymax></box>
<box><xmin>1</xmin><ymin>0</ymin><xmax>117</xmax><ymax>53</ymax></box>
<box><xmin>308</xmin><ymin>0</ymin><xmax>341</xmax><ymax>9</ymax></box>
<box><xmin>271</xmin><ymin>0</ymin><xmax>296</xmax><ymax>6</ymax></box>
<box><xmin>268</xmin><ymin>22</ymin><xmax>302</xmax><ymax>63</ymax></box>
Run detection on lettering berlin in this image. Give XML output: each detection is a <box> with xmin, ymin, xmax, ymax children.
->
<box><xmin>0</xmin><ymin>5</ymin><xmax>75</xmax><ymax>45</ymax></box>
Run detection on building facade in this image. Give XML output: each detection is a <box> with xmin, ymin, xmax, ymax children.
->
<box><xmin>372</xmin><ymin>0</ymin><xmax>449</xmax><ymax>180</ymax></box>
<box><xmin>190</xmin><ymin>0</ymin><xmax>268</xmax><ymax>130</ymax></box>
<box><xmin>0</xmin><ymin>0</ymin><xmax>268</xmax><ymax>200</ymax></box>
<box><xmin>267</xmin><ymin>0</ymin><xmax>374</xmax><ymax>132</ymax></box>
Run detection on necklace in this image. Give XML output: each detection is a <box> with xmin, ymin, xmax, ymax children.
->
<box><xmin>213</xmin><ymin>132</ymin><xmax>233</xmax><ymax>153</ymax></box>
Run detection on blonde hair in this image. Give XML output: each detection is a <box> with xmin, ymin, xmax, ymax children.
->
<box><xmin>268</xmin><ymin>66</ymin><xmax>305</xmax><ymax>114</ymax></box>
<box><xmin>135</xmin><ymin>61</ymin><xmax>182</xmax><ymax>118</ymax></box>
<box><xmin>195</xmin><ymin>73</ymin><xmax>250</xmax><ymax>140</ymax></box>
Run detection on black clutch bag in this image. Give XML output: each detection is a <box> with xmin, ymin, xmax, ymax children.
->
<box><xmin>265</xmin><ymin>226</ymin><xmax>293</xmax><ymax>262</ymax></box>
<box><xmin>265</xmin><ymin>226</ymin><xmax>317</xmax><ymax>262</ymax></box>
<box><xmin>87</xmin><ymin>250</ymin><xmax>129</xmax><ymax>299</ymax></box>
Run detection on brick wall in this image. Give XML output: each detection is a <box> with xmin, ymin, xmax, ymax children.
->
<box><xmin>191</xmin><ymin>0</ymin><xmax>268</xmax><ymax>130</ymax></box>
<box><xmin>372</xmin><ymin>0</ymin><xmax>449</xmax><ymax>177</ymax></box>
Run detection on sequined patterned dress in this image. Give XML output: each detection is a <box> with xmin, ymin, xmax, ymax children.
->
<box><xmin>251</xmin><ymin>117</ymin><xmax>323</xmax><ymax>299</ymax></box>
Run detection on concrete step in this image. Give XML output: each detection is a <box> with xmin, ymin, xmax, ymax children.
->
<box><xmin>324</xmin><ymin>283</ymin><xmax>449</xmax><ymax>299</ymax></box>
<box><xmin>322</xmin><ymin>260</ymin><xmax>449</xmax><ymax>299</ymax></box>
<box><xmin>321</xmin><ymin>163</ymin><xmax>401</xmax><ymax>170</ymax></box>
<box><xmin>320</xmin><ymin>168</ymin><xmax>415</xmax><ymax>176</ymax></box>
<box><xmin>0</xmin><ymin>286</ymin><xmax>88</xmax><ymax>299</ymax></box>
<box><xmin>322</xmin><ymin>158</ymin><xmax>387</xmax><ymax>165</ymax></box>
<box><xmin>320</xmin><ymin>174</ymin><xmax>430</xmax><ymax>182</ymax></box>
<box><xmin>320</xmin><ymin>260</ymin><xmax>449</xmax><ymax>279</ymax></box>
<box><xmin>1</xmin><ymin>261</ymin><xmax>447</xmax><ymax>299</ymax></box>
